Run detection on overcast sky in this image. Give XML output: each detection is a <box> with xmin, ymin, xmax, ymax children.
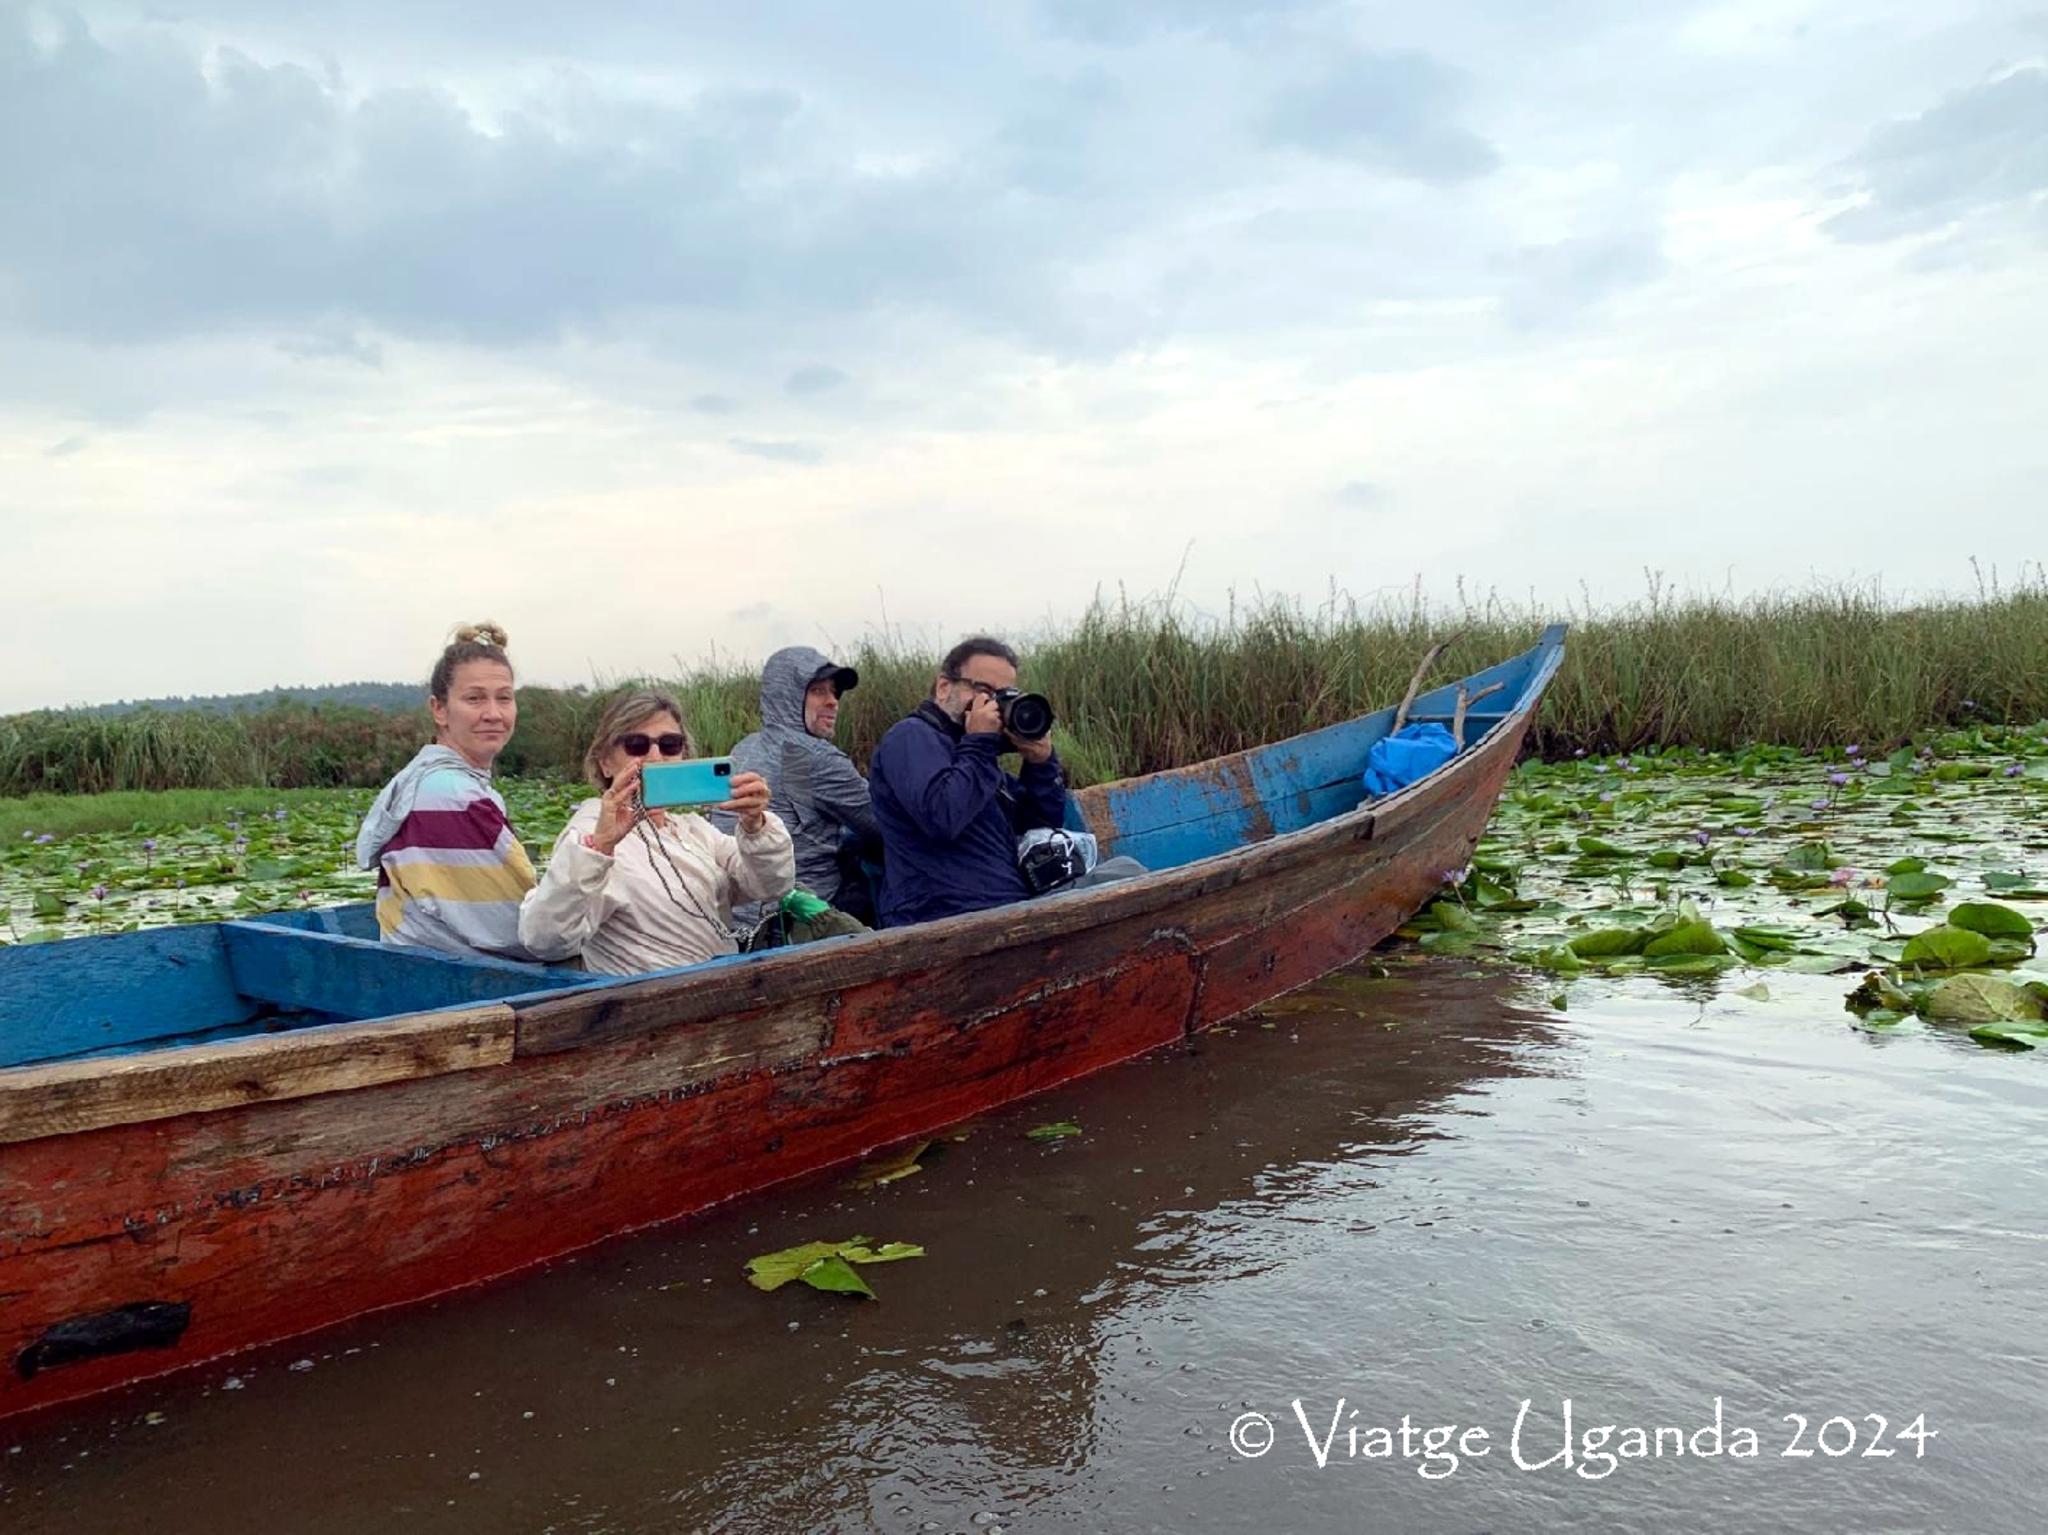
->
<box><xmin>2</xmin><ymin>1</ymin><xmax>2044</xmax><ymax>711</ymax></box>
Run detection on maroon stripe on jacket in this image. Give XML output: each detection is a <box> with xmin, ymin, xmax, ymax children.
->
<box><xmin>374</xmin><ymin>803</ymin><xmax>512</xmax><ymax>857</ymax></box>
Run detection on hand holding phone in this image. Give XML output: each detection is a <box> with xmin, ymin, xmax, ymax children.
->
<box><xmin>720</xmin><ymin>770</ymin><xmax>772</xmax><ymax>834</ymax></box>
<box><xmin>591</xmin><ymin>762</ymin><xmax>644</xmax><ymax>855</ymax></box>
<box><xmin>640</xmin><ymin>756</ymin><xmax>738</xmax><ymax>810</ymax></box>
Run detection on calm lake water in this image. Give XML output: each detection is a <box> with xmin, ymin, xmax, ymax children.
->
<box><xmin>3</xmin><ymin>959</ymin><xmax>2043</xmax><ymax>1534</ymax></box>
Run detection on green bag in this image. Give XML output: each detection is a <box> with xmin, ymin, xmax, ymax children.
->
<box><xmin>745</xmin><ymin>889</ymin><xmax>870</xmax><ymax>951</ymax></box>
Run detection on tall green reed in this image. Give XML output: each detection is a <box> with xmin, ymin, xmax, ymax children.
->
<box><xmin>7</xmin><ymin>575</ymin><xmax>2047</xmax><ymax>795</ymax></box>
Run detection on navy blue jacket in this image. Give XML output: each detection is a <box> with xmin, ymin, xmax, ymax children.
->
<box><xmin>869</xmin><ymin>702</ymin><xmax>1068</xmax><ymax>927</ymax></box>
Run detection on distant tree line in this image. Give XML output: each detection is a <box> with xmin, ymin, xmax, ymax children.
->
<box><xmin>88</xmin><ymin>683</ymin><xmax>426</xmax><ymax>717</ymax></box>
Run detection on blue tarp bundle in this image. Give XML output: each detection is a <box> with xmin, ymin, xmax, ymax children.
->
<box><xmin>1363</xmin><ymin>722</ymin><xmax>1460</xmax><ymax>797</ymax></box>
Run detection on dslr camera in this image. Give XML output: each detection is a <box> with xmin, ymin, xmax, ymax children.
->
<box><xmin>992</xmin><ymin>687</ymin><xmax>1054</xmax><ymax>742</ymax></box>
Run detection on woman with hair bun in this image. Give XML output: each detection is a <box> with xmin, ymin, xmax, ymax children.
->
<box><xmin>353</xmin><ymin>622</ymin><xmax>536</xmax><ymax>959</ymax></box>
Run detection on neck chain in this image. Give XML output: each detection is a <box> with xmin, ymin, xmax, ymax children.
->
<box><xmin>630</xmin><ymin>816</ymin><xmax>738</xmax><ymax>945</ymax></box>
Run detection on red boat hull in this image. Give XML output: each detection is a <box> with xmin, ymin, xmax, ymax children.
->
<box><xmin>1</xmin><ymin>708</ymin><xmax>1529</xmax><ymax>1421</ymax></box>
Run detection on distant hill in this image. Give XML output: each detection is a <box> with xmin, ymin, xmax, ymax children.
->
<box><xmin>90</xmin><ymin>682</ymin><xmax>425</xmax><ymax>717</ymax></box>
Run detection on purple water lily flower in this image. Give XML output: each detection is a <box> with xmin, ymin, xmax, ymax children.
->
<box><xmin>1845</xmin><ymin>743</ymin><xmax>1862</xmax><ymax>757</ymax></box>
<box><xmin>2005</xmin><ymin>762</ymin><xmax>2025</xmax><ymax>778</ymax></box>
<box><xmin>1733</xmin><ymin>826</ymin><xmax>1756</xmax><ymax>838</ymax></box>
<box><xmin>1442</xmin><ymin>868</ymin><xmax>1467</xmax><ymax>886</ymax></box>
<box><xmin>1827</xmin><ymin>771</ymin><xmax>1849</xmax><ymax>787</ymax></box>
<box><xmin>1694</xmin><ymin>829</ymin><xmax>1712</xmax><ymax>846</ymax></box>
<box><xmin>1830</xmin><ymin>867</ymin><xmax>1856</xmax><ymax>887</ymax></box>
<box><xmin>1598</xmin><ymin>790</ymin><xmax>1617</xmax><ymax>803</ymax></box>
<box><xmin>1573</xmin><ymin>748</ymin><xmax>1587</xmax><ymax>758</ymax></box>
<box><xmin>1811</xmin><ymin>797</ymin><xmax>1830</xmax><ymax>811</ymax></box>
<box><xmin>234</xmin><ymin>837</ymin><xmax>249</xmax><ymax>853</ymax></box>
<box><xmin>33</xmin><ymin>833</ymin><xmax>53</xmax><ymax>845</ymax></box>
<box><xmin>91</xmin><ymin>884</ymin><xmax>109</xmax><ymax>901</ymax></box>
<box><xmin>1593</xmin><ymin>764</ymin><xmax>1610</xmax><ymax>775</ymax></box>
<box><xmin>142</xmin><ymin>838</ymin><xmax>157</xmax><ymax>853</ymax></box>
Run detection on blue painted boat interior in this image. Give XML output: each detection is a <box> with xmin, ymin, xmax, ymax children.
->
<box><xmin>0</xmin><ymin>628</ymin><xmax>1562</xmax><ymax>1072</ymax></box>
<box><xmin>1072</xmin><ymin>627</ymin><xmax>1556</xmax><ymax>870</ymax></box>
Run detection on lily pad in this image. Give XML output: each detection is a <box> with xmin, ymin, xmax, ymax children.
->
<box><xmin>1640</xmin><ymin>920</ymin><xmax>1726</xmax><ymax>958</ymax></box>
<box><xmin>1566</xmin><ymin>927</ymin><xmax>1647</xmax><ymax>958</ymax></box>
<box><xmin>1899</xmin><ymin>925</ymin><xmax>1994</xmax><ymax>970</ymax></box>
<box><xmin>1967</xmin><ymin>1021</ymin><xmax>2048</xmax><ymax>1050</ymax></box>
<box><xmin>1430</xmin><ymin>901</ymin><xmax>1481</xmax><ymax>932</ymax></box>
<box><xmin>1886</xmin><ymin>871</ymin><xmax>1951</xmax><ymax>901</ymax></box>
<box><xmin>1923</xmin><ymin>974</ymin><xmax>2047</xmax><ymax>1025</ymax></box>
<box><xmin>1946</xmin><ymin>902</ymin><xmax>2034</xmax><ymax>941</ymax></box>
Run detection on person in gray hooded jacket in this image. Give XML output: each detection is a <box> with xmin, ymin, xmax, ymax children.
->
<box><xmin>718</xmin><ymin>645</ymin><xmax>879</xmax><ymax>917</ymax></box>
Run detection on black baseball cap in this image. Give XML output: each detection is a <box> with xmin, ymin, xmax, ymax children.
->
<box><xmin>809</xmin><ymin>660</ymin><xmax>859</xmax><ymax>695</ymax></box>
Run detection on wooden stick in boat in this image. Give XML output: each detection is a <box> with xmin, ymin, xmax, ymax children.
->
<box><xmin>1392</xmin><ymin>630</ymin><xmax>1465</xmax><ymax>733</ymax></box>
<box><xmin>1452</xmin><ymin>681</ymin><xmax>1507</xmax><ymax>747</ymax></box>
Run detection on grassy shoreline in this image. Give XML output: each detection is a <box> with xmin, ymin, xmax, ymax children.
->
<box><xmin>7</xmin><ymin>583</ymin><xmax>2048</xmax><ymax>796</ymax></box>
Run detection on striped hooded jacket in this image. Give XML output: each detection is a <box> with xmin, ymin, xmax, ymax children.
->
<box><xmin>353</xmin><ymin>745</ymin><xmax>537</xmax><ymax>959</ymax></box>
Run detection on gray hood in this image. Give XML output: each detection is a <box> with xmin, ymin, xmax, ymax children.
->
<box><xmin>757</xmin><ymin>645</ymin><xmax>837</xmax><ymax>738</ymax></box>
<box><xmin>721</xmin><ymin>644</ymin><xmax>874</xmax><ymax>913</ymax></box>
<box><xmin>353</xmin><ymin>744</ymin><xmax>491</xmax><ymax>869</ymax></box>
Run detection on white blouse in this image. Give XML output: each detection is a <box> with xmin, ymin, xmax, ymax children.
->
<box><xmin>519</xmin><ymin>799</ymin><xmax>795</xmax><ymax>975</ymax></box>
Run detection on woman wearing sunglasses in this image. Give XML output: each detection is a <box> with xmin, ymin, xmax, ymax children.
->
<box><xmin>519</xmin><ymin>689</ymin><xmax>794</xmax><ymax>974</ymax></box>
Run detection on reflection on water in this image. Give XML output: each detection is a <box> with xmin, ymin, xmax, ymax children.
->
<box><xmin>3</xmin><ymin>960</ymin><xmax>2043</xmax><ymax>1534</ymax></box>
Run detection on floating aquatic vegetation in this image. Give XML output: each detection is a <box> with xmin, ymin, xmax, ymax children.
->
<box><xmin>1025</xmin><ymin>1121</ymin><xmax>1083</xmax><ymax>1141</ymax></box>
<box><xmin>1442</xmin><ymin>726</ymin><xmax>2048</xmax><ymax>1050</ymax></box>
<box><xmin>848</xmin><ymin>1140</ymin><xmax>936</xmax><ymax>1189</ymax></box>
<box><xmin>1</xmin><ymin>780</ymin><xmax>587</xmax><ymax>942</ymax></box>
<box><xmin>744</xmin><ymin>1237</ymin><xmax>925</xmax><ymax>1300</ymax></box>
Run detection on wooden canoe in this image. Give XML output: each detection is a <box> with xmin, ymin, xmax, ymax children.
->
<box><xmin>0</xmin><ymin>626</ymin><xmax>1565</xmax><ymax>1420</ymax></box>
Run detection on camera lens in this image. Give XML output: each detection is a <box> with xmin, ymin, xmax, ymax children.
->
<box><xmin>1001</xmin><ymin>690</ymin><xmax>1054</xmax><ymax>742</ymax></box>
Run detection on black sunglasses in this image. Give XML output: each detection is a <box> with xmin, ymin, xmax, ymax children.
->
<box><xmin>616</xmin><ymin>732</ymin><xmax>688</xmax><ymax>757</ymax></box>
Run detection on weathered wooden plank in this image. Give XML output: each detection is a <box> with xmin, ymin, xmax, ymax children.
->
<box><xmin>0</xmin><ymin>924</ymin><xmax>248</xmax><ymax>1069</ymax></box>
<box><xmin>221</xmin><ymin>921</ymin><xmax>578</xmax><ymax>1021</ymax></box>
<box><xmin>0</xmin><ymin>947</ymin><xmax>1190</xmax><ymax>1418</ymax></box>
<box><xmin>510</xmin><ymin>803</ymin><xmax>1373</xmax><ymax>1055</ymax></box>
<box><xmin>0</xmin><ymin>1004</ymin><xmax>518</xmax><ymax>1146</ymax></box>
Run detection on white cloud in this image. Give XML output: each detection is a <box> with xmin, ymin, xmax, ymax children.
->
<box><xmin>2</xmin><ymin>1</ymin><xmax>2045</xmax><ymax>710</ymax></box>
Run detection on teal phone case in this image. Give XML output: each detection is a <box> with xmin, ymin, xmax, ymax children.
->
<box><xmin>640</xmin><ymin>757</ymin><xmax>735</xmax><ymax>808</ymax></box>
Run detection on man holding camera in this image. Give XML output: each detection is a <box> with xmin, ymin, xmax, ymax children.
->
<box><xmin>868</xmin><ymin>635</ymin><xmax>1068</xmax><ymax>927</ymax></box>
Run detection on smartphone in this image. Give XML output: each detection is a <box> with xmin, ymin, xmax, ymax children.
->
<box><xmin>640</xmin><ymin>756</ymin><xmax>736</xmax><ymax>809</ymax></box>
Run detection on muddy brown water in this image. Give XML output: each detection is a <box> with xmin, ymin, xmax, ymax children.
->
<box><xmin>3</xmin><ymin>961</ymin><xmax>2043</xmax><ymax>1534</ymax></box>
